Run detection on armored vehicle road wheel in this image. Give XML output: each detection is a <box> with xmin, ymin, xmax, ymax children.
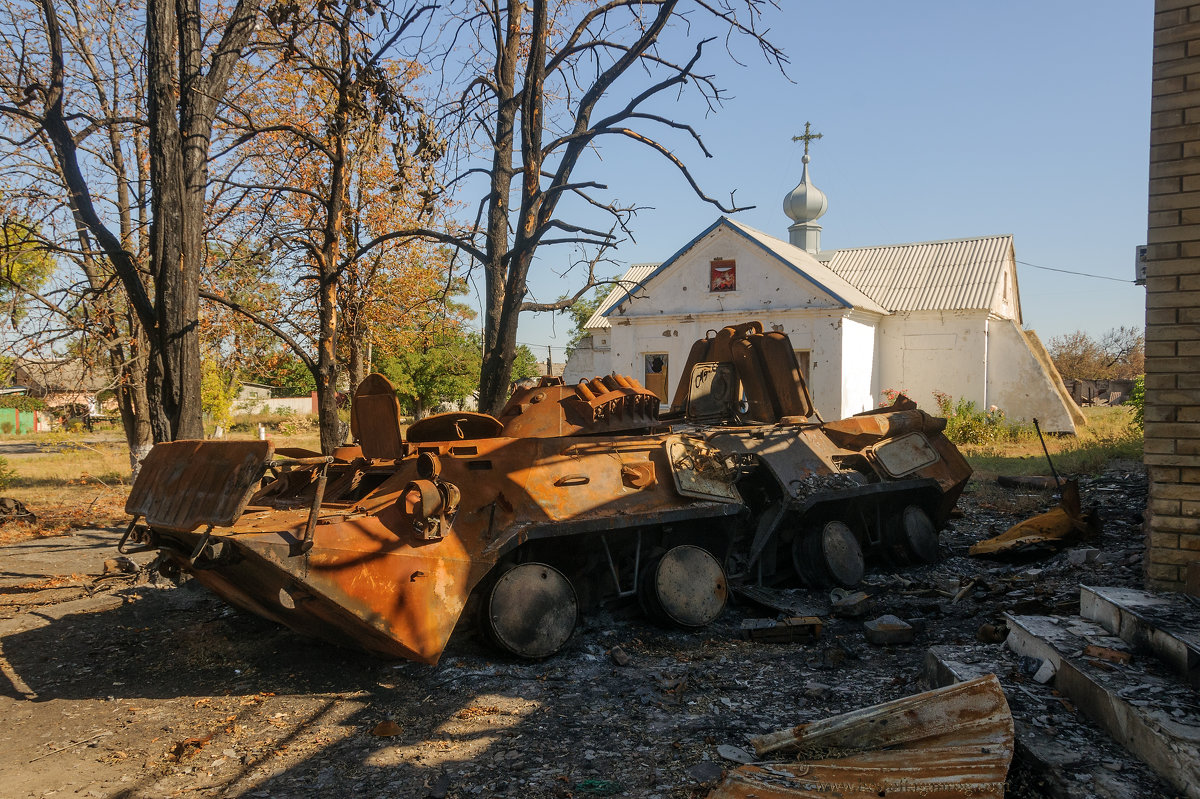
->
<box><xmin>793</xmin><ymin>520</ymin><xmax>864</xmax><ymax>588</ymax></box>
<box><xmin>639</xmin><ymin>545</ymin><xmax>728</xmax><ymax>629</ymax></box>
<box><xmin>483</xmin><ymin>562</ymin><xmax>578</xmax><ymax>659</ymax></box>
<box><xmin>885</xmin><ymin>505</ymin><xmax>940</xmax><ymax>565</ymax></box>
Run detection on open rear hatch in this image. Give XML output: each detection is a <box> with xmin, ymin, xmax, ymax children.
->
<box><xmin>126</xmin><ymin>440</ymin><xmax>275</xmax><ymax>532</ymax></box>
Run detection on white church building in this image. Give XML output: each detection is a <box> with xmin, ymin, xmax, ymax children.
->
<box><xmin>564</xmin><ymin>150</ymin><xmax>1083</xmax><ymax>434</ymax></box>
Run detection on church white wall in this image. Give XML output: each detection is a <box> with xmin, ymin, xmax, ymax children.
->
<box><xmin>839</xmin><ymin>315</ymin><xmax>878</xmax><ymax>418</ymax></box>
<box><xmin>876</xmin><ymin>312</ymin><xmax>988</xmax><ymax>410</ymax></box>
<box><xmin>605</xmin><ymin>226</ymin><xmax>844</xmax><ymax>325</ymax></box>
<box><xmin>986</xmin><ymin>319</ymin><xmax>1079</xmax><ymax>434</ymax></box>
<box><xmin>563</xmin><ymin>335</ymin><xmax>601</xmax><ymax>383</ymax></box>
<box><xmin>590</xmin><ymin>310</ymin><xmax>853</xmax><ymax>416</ymax></box>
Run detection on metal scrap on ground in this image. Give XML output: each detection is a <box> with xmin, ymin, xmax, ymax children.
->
<box><xmin>707</xmin><ymin>674</ymin><xmax>1014</xmax><ymax>799</ymax></box>
<box><xmin>969</xmin><ymin>480</ymin><xmax>1101</xmax><ymax>558</ymax></box>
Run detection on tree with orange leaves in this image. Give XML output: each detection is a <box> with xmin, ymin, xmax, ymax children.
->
<box><xmin>204</xmin><ymin>0</ymin><xmax>448</xmax><ymax>453</ymax></box>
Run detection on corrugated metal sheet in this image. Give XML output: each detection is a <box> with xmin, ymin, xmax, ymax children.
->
<box><xmin>583</xmin><ymin>263</ymin><xmax>658</xmax><ymax>330</ymax></box>
<box><xmin>821</xmin><ymin>234</ymin><xmax>1013</xmax><ymax>312</ymax></box>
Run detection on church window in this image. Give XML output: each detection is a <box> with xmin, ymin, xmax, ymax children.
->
<box><xmin>710</xmin><ymin>259</ymin><xmax>736</xmax><ymax>292</ymax></box>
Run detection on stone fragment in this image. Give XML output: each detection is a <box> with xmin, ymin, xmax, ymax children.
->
<box><xmin>608</xmin><ymin>646</ymin><xmax>630</xmax><ymax>666</ymax></box>
<box><xmin>863</xmin><ymin>615</ymin><xmax>914</xmax><ymax>646</ymax></box>
<box><xmin>830</xmin><ymin>590</ymin><xmax>872</xmax><ymax>618</ymax></box>
<box><xmin>686</xmin><ymin>760</ymin><xmax>723</xmax><ymax>782</ymax></box>
<box><xmin>1068</xmin><ymin>547</ymin><xmax>1100</xmax><ymax>566</ymax></box>
<box><xmin>1032</xmin><ymin>659</ymin><xmax>1057</xmax><ymax>684</ymax></box>
<box><xmin>717</xmin><ymin>744</ymin><xmax>754</xmax><ymax>764</ymax></box>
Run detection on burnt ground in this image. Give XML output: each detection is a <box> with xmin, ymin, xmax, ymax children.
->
<box><xmin>0</xmin><ymin>463</ymin><xmax>1180</xmax><ymax>799</ymax></box>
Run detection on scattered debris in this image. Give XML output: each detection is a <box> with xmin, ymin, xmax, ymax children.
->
<box><xmin>997</xmin><ymin>475</ymin><xmax>1059</xmax><ymax>490</ymax></box>
<box><xmin>1068</xmin><ymin>547</ymin><xmax>1101</xmax><ymax>566</ymax></box>
<box><xmin>739</xmin><ymin>616</ymin><xmax>822</xmax><ymax>643</ymax></box>
<box><xmin>687</xmin><ymin>761</ymin><xmax>725</xmax><ymax>783</ymax></box>
<box><xmin>830</xmin><ymin>588</ymin><xmax>871</xmax><ymax>618</ymax></box>
<box><xmin>863</xmin><ymin>614</ymin><xmax>914</xmax><ymax>645</ymax></box>
<box><xmin>717</xmin><ymin>745</ymin><xmax>755</xmax><ymax>764</ymax></box>
<box><xmin>607</xmin><ymin>645</ymin><xmax>630</xmax><ymax>666</ymax></box>
<box><xmin>708</xmin><ymin>675</ymin><xmax>1013</xmax><ymax>798</ymax></box>
<box><xmin>969</xmin><ymin>480</ymin><xmax>1100</xmax><ymax>558</ymax></box>
<box><xmin>0</xmin><ymin>497</ymin><xmax>36</xmax><ymax>526</ymax></box>
<box><xmin>1083</xmin><ymin>644</ymin><xmax>1133</xmax><ymax>666</ymax></box>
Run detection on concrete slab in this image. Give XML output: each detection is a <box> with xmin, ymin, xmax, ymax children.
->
<box><xmin>925</xmin><ymin>645</ymin><xmax>1157</xmax><ymax>799</ymax></box>
<box><xmin>1081</xmin><ymin>584</ymin><xmax>1200</xmax><ymax>689</ymax></box>
<box><xmin>1005</xmin><ymin>614</ymin><xmax>1200</xmax><ymax>798</ymax></box>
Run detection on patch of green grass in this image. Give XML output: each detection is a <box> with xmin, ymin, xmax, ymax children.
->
<box><xmin>962</xmin><ymin>406</ymin><xmax>1142</xmax><ymax>478</ymax></box>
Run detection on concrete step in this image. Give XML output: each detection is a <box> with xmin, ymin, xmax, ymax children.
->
<box><xmin>1004</xmin><ymin>614</ymin><xmax>1200</xmax><ymax>799</ymax></box>
<box><xmin>1081</xmin><ymin>584</ymin><xmax>1200</xmax><ymax>689</ymax></box>
<box><xmin>925</xmin><ymin>645</ymin><xmax>1171</xmax><ymax>799</ymax></box>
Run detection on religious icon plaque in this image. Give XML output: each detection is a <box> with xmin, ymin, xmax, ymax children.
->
<box><xmin>710</xmin><ymin>259</ymin><xmax>736</xmax><ymax>292</ymax></box>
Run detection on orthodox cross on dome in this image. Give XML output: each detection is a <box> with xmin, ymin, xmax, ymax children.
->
<box><xmin>791</xmin><ymin>122</ymin><xmax>823</xmax><ymax>157</ymax></box>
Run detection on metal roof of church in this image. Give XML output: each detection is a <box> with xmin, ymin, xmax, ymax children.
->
<box><xmin>583</xmin><ymin>225</ymin><xmax>1013</xmax><ymax>329</ymax></box>
<box><xmin>583</xmin><ymin>263</ymin><xmax>658</xmax><ymax>329</ymax></box>
<box><xmin>818</xmin><ymin>234</ymin><xmax>1014</xmax><ymax>312</ymax></box>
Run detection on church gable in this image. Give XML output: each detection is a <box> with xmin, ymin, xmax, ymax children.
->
<box><xmin>604</xmin><ymin>219</ymin><xmax>869</xmax><ymax>323</ymax></box>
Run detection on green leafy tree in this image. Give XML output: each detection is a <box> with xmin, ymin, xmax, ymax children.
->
<box><xmin>0</xmin><ymin>219</ymin><xmax>55</xmax><ymax>322</ymax></box>
<box><xmin>558</xmin><ymin>283</ymin><xmax>607</xmax><ymax>357</ymax></box>
<box><xmin>512</xmin><ymin>345</ymin><xmax>541</xmax><ymax>382</ymax></box>
<box><xmin>376</xmin><ymin>330</ymin><xmax>482</xmax><ymax>419</ymax></box>
<box><xmin>241</xmin><ymin>352</ymin><xmax>318</xmax><ymax>398</ymax></box>
<box><xmin>200</xmin><ymin>361</ymin><xmax>238</xmax><ymax>432</ymax></box>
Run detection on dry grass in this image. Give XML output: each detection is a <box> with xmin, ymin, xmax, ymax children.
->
<box><xmin>962</xmin><ymin>406</ymin><xmax>1142</xmax><ymax>479</ymax></box>
<box><xmin>0</xmin><ymin>434</ymin><xmax>132</xmax><ymax>543</ymax></box>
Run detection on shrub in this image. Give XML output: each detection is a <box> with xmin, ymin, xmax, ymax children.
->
<box><xmin>0</xmin><ymin>457</ymin><xmax>16</xmax><ymax>489</ymax></box>
<box><xmin>0</xmin><ymin>422</ymin><xmax>11</xmax><ymax>434</ymax></box>
<box><xmin>932</xmin><ymin>390</ymin><xmax>1034</xmax><ymax>446</ymax></box>
<box><xmin>1128</xmin><ymin>375</ymin><xmax>1145</xmax><ymax>430</ymax></box>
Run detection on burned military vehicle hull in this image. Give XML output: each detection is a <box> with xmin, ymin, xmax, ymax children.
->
<box><xmin>121</xmin><ymin>322</ymin><xmax>970</xmax><ymax>664</ymax></box>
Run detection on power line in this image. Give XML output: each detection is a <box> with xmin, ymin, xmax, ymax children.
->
<box><xmin>1015</xmin><ymin>259</ymin><xmax>1134</xmax><ymax>284</ymax></box>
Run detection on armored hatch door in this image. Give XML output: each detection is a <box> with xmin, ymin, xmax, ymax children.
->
<box><xmin>126</xmin><ymin>440</ymin><xmax>274</xmax><ymax>532</ymax></box>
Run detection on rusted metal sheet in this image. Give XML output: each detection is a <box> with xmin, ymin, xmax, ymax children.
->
<box><xmin>969</xmin><ymin>479</ymin><xmax>1100</xmax><ymax>558</ymax></box>
<box><xmin>125</xmin><ymin>440</ymin><xmax>273</xmax><ymax>532</ymax></box>
<box><xmin>708</xmin><ymin>674</ymin><xmax>1013</xmax><ymax>799</ymax></box>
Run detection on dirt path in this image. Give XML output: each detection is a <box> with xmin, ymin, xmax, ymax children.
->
<box><xmin>0</xmin><ymin>471</ymin><xmax>1175</xmax><ymax>799</ymax></box>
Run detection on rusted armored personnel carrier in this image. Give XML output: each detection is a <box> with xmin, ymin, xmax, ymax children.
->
<box><xmin>120</xmin><ymin>322</ymin><xmax>970</xmax><ymax>664</ymax></box>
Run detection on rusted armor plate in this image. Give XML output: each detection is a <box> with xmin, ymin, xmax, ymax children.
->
<box><xmin>126</xmin><ymin>440</ymin><xmax>274</xmax><ymax>532</ymax></box>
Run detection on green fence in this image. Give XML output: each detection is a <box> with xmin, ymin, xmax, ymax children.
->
<box><xmin>0</xmin><ymin>407</ymin><xmax>38</xmax><ymax>434</ymax></box>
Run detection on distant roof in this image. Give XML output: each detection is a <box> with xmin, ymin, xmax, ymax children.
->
<box><xmin>583</xmin><ymin>263</ymin><xmax>658</xmax><ymax>330</ymax></box>
<box><xmin>11</xmin><ymin>358</ymin><xmax>110</xmax><ymax>394</ymax></box>
<box><xmin>819</xmin><ymin>234</ymin><xmax>1014</xmax><ymax>312</ymax></box>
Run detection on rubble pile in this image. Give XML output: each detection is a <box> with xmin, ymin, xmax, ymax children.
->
<box><xmin>0</xmin><ymin>462</ymin><xmax>1180</xmax><ymax>799</ymax></box>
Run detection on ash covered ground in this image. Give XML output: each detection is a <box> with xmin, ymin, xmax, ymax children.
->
<box><xmin>0</xmin><ymin>463</ymin><xmax>1177</xmax><ymax>799</ymax></box>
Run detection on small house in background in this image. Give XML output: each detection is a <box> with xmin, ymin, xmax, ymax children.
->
<box><xmin>236</xmin><ymin>382</ymin><xmax>275</xmax><ymax>404</ymax></box>
<box><xmin>12</xmin><ymin>358</ymin><xmax>111</xmax><ymax>414</ymax></box>
<box><xmin>232</xmin><ymin>382</ymin><xmax>319</xmax><ymax>415</ymax></box>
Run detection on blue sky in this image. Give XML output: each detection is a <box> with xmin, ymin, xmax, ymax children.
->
<box><xmin>498</xmin><ymin>1</ymin><xmax>1154</xmax><ymax>361</ymax></box>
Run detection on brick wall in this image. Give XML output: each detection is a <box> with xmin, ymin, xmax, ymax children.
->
<box><xmin>1145</xmin><ymin>0</ymin><xmax>1200</xmax><ymax>591</ymax></box>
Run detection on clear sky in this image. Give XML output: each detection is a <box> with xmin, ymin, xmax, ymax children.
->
<box><xmin>496</xmin><ymin>1</ymin><xmax>1154</xmax><ymax>363</ymax></box>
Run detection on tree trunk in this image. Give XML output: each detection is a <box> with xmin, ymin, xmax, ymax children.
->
<box><xmin>316</xmin><ymin>274</ymin><xmax>342</xmax><ymax>454</ymax></box>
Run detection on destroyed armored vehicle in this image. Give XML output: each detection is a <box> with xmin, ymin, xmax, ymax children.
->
<box><xmin>121</xmin><ymin>322</ymin><xmax>971</xmax><ymax>664</ymax></box>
